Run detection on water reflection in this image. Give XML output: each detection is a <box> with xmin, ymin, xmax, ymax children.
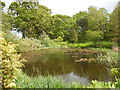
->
<box><xmin>58</xmin><ymin>72</ymin><xmax>90</xmax><ymax>85</ymax></box>
<box><xmin>21</xmin><ymin>49</ymin><xmax>112</xmax><ymax>84</ymax></box>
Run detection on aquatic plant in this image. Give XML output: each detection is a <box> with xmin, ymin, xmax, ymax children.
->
<box><xmin>95</xmin><ymin>51</ymin><xmax>118</xmax><ymax>66</ymax></box>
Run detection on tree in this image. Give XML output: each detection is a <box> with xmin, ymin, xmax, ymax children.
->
<box><xmin>69</xmin><ymin>28</ymin><xmax>78</xmax><ymax>43</ymax></box>
<box><xmin>87</xmin><ymin>6</ymin><xmax>109</xmax><ymax>32</ymax></box>
<box><xmin>73</xmin><ymin>11</ymin><xmax>88</xmax><ymax>42</ymax></box>
<box><xmin>0</xmin><ymin>1</ymin><xmax>5</xmax><ymax>12</ymax></box>
<box><xmin>50</xmin><ymin>14</ymin><xmax>75</xmax><ymax>41</ymax></box>
<box><xmin>85</xmin><ymin>30</ymin><xmax>103</xmax><ymax>42</ymax></box>
<box><xmin>8</xmin><ymin>2</ymin><xmax>52</xmax><ymax>38</ymax></box>
<box><xmin>109</xmin><ymin>1</ymin><xmax>120</xmax><ymax>44</ymax></box>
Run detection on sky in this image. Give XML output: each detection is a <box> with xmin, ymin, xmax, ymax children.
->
<box><xmin>3</xmin><ymin>0</ymin><xmax>119</xmax><ymax>16</ymax></box>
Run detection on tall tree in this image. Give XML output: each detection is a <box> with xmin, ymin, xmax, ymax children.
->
<box><xmin>8</xmin><ymin>1</ymin><xmax>52</xmax><ymax>38</ymax></box>
<box><xmin>109</xmin><ymin>1</ymin><xmax>120</xmax><ymax>44</ymax></box>
<box><xmin>50</xmin><ymin>14</ymin><xmax>75</xmax><ymax>41</ymax></box>
<box><xmin>87</xmin><ymin>6</ymin><xmax>109</xmax><ymax>32</ymax></box>
<box><xmin>69</xmin><ymin>28</ymin><xmax>78</xmax><ymax>43</ymax></box>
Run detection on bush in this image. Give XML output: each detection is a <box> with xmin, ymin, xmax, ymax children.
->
<box><xmin>53</xmin><ymin>36</ymin><xmax>63</xmax><ymax>42</ymax></box>
<box><xmin>0</xmin><ymin>32</ymin><xmax>25</xmax><ymax>88</ymax></box>
<box><xmin>4</xmin><ymin>31</ymin><xmax>20</xmax><ymax>44</ymax></box>
<box><xmin>39</xmin><ymin>31</ymin><xmax>53</xmax><ymax>47</ymax></box>
<box><xmin>16</xmin><ymin>38</ymin><xmax>42</xmax><ymax>52</ymax></box>
<box><xmin>111</xmin><ymin>68</ymin><xmax>120</xmax><ymax>78</ymax></box>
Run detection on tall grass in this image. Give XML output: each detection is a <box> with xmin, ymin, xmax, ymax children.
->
<box><xmin>15</xmin><ymin>72</ymin><xmax>86</xmax><ymax>88</ymax></box>
<box><xmin>95</xmin><ymin>51</ymin><xmax>118</xmax><ymax>67</ymax></box>
<box><xmin>15</xmin><ymin>71</ymin><xmax>120</xmax><ymax>88</ymax></box>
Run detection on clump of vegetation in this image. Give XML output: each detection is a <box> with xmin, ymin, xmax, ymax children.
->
<box><xmin>111</xmin><ymin>68</ymin><xmax>120</xmax><ymax>78</ymax></box>
<box><xmin>0</xmin><ymin>32</ymin><xmax>25</xmax><ymax>88</ymax></box>
<box><xmin>88</xmin><ymin>80</ymin><xmax>115</xmax><ymax>88</ymax></box>
<box><xmin>95</xmin><ymin>51</ymin><xmax>118</xmax><ymax>66</ymax></box>
<box><xmin>15</xmin><ymin>32</ymin><xmax>54</xmax><ymax>52</ymax></box>
<box><xmin>15</xmin><ymin>72</ymin><xmax>67</xmax><ymax>88</ymax></box>
<box><xmin>39</xmin><ymin>31</ymin><xmax>53</xmax><ymax>47</ymax></box>
<box><xmin>54</xmin><ymin>36</ymin><xmax>63</xmax><ymax>42</ymax></box>
<box><xmin>16</xmin><ymin>38</ymin><xmax>42</xmax><ymax>52</ymax></box>
<box><xmin>15</xmin><ymin>71</ymin><xmax>120</xmax><ymax>88</ymax></box>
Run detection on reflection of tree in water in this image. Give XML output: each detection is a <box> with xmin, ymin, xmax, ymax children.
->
<box><xmin>74</xmin><ymin>62</ymin><xmax>111</xmax><ymax>82</ymax></box>
<box><xmin>22</xmin><ymin>49</ymin><xmax>112</xmax><ymax>83</ymax></box>
<box><xmin>23</xmin><ymin>58</ymin><xmax>75</xmax><ymax>76</ymax></box>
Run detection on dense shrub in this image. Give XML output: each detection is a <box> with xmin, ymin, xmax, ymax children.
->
<box><xmin>16</xmin><ymin>38</ymin><xmax>42</xmax><ymax>52</ymax></box>
<box><xmin>53</xmin><ymin>36</ymin><xmax>63</xmax><ymax>42</ymax></box>
<box><xmin>111</xmin><ymin>68</ymin><xmax>120</xmax><ymax>78</ymax></box>
<box><xmin>4</xmin><ymin>31</ymin><xmax>20</xmax><ymax>44</ymax></box>
<box><xmin>0</xmin><ymin>32</ymin><xmax>25</xmax><ymax>88</ymax></box>
<box><xmin>39</xmin><ymin>31</ymin><xmax>53</xmax><ymax>47</ymax></box>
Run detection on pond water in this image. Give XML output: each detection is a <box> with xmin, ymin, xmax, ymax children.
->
<box><xmin>21</xmin><ymin>48</ymin><xmax>113</xmax><ymax>85</ymax></box>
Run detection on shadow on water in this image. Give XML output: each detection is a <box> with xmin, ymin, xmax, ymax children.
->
<box><xmin>21</xmin><ymin>48</ymin><xmax>113</xmax><ymax>85</ymax></box>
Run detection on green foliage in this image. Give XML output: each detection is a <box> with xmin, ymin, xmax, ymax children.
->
<box><xmin>88</xmin><ymin>79</ymin><xmax>120</xmax><ymax>89</ymax></box>
<box><xmin>50</xmin><ymin>14</ymin><xmax>75</xmax><ymax>40</ymax></box>
<box><xmin>114</xmin><ymin>79</ymin><xmax>120</xmax><ymax>89</ymax></box>
<box><xmin>1</xmin><ymin>12</ymin><xmax>12</xmax><ymax>33</ymax></box>
<box><xmin>15</xmin><ymin>32</ymin><xmax>53</xmax><ymax>52</ymax></box>
<box><xmin>94</xmin><ymin>41</ymin><xmax>112</xmax><ymax>48</ymax></box>
<box><xmin>8</xmin><ymin>2</ymin><xmax>52</xmax><ymax>38</ymax></box>
<box><xmin>109</xmin><ymin>2</ymin><xmax>120</xmax><ymax>43</ymax></box>
<box><xmin>69</xmin><ymin>29</ymin><xmax>78</xmax><ymax>43</ymax></box>
<box><xmin>0</xmin><ymin>32</ymin><xmax>25</xmax><ymax>88</ymax></box>
<box><xmin>111</xmin><ymin>68</ymin><xmax>120</xmax><ymax>78</ymax></box>
<box><xmin>88</xmin><ymin>80</ymin><xmax>115</xmax><ymax>88</ymax></box>
<box><xmin>15</xmin><ymin>71</ymin><xmax>86</xmax><ymax>88</ymax></box>
<box><xmin>4</xmin><ymin>32</ymin><xmax>20</xmax><ymax>44</ymax></box>
<box><xmin>15</xmin><ymin>71</ymin><xmax>120</xmax><ymax>88</ymax></box>
<box><xmin>54</xmin><ymin>36</ymin><xmax>63</xmax><ymax>42</ymax></box>
<box><xmin>88</xmin><ymin>6</ymin><xmax>109</xmax><ymax>31</ymax></box>
<box><xmin>0</xmin><ymin>1</ymin><xmax>5</xmax><ymax>10</ymax></box>
<box><xmin>96</xmin><ymin>51</ymin><xmax>118</xmax><ymax>66</ymax></box>
<box><xmin>67</xmin><ymin>42</ymin><xmax>94</xmax><ymax>48</ymax></box>
<box><xmin>85</xmin><ymin>30</ymin><xmax>103</xmax><ymax>42</ymax></box>
<box><xmin>16</xmin><ymin>72</ymin><xmax>67</xmax><ymax>88</ymax></box>
<box><xmin>39</xmin><ymin>31</ymin><xmax>53</xmax><ymax>47</ymax></box>
<box><xmin>16</xmin><ymin>38</ymin><xmax>42</xmax><ymax>52</ymax></box>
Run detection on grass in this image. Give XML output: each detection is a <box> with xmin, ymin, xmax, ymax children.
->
<box><xmin>15</xmin><ymin>72</ymin><xmax>85</xmax><ymax>88</ymax></box>
<box><xmin>15</xmin><ymin>71</ymin><xmax>120</xmax><ymax>88</ymax></box>
<box><xmin>95</xmin><ymin>51</ymin><xmax>118</xmax><ymax>67</ymax></box>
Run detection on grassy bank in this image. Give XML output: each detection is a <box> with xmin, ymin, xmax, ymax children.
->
<box><xmin>15</xmin><ymin>71</ymin><xmax>120</xmax><ymax>88</ymax></box>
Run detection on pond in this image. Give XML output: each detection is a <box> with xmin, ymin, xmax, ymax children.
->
<box><xmin>21</xmin><ymin>48</ymin><xmax>113</xmax><ymax>85</ymax></box>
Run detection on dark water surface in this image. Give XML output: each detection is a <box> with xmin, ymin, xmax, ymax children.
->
<box><xmin>21</xmin><ymin>49</ymin><xmax>112</xmax><ymax>85</ymax></box>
